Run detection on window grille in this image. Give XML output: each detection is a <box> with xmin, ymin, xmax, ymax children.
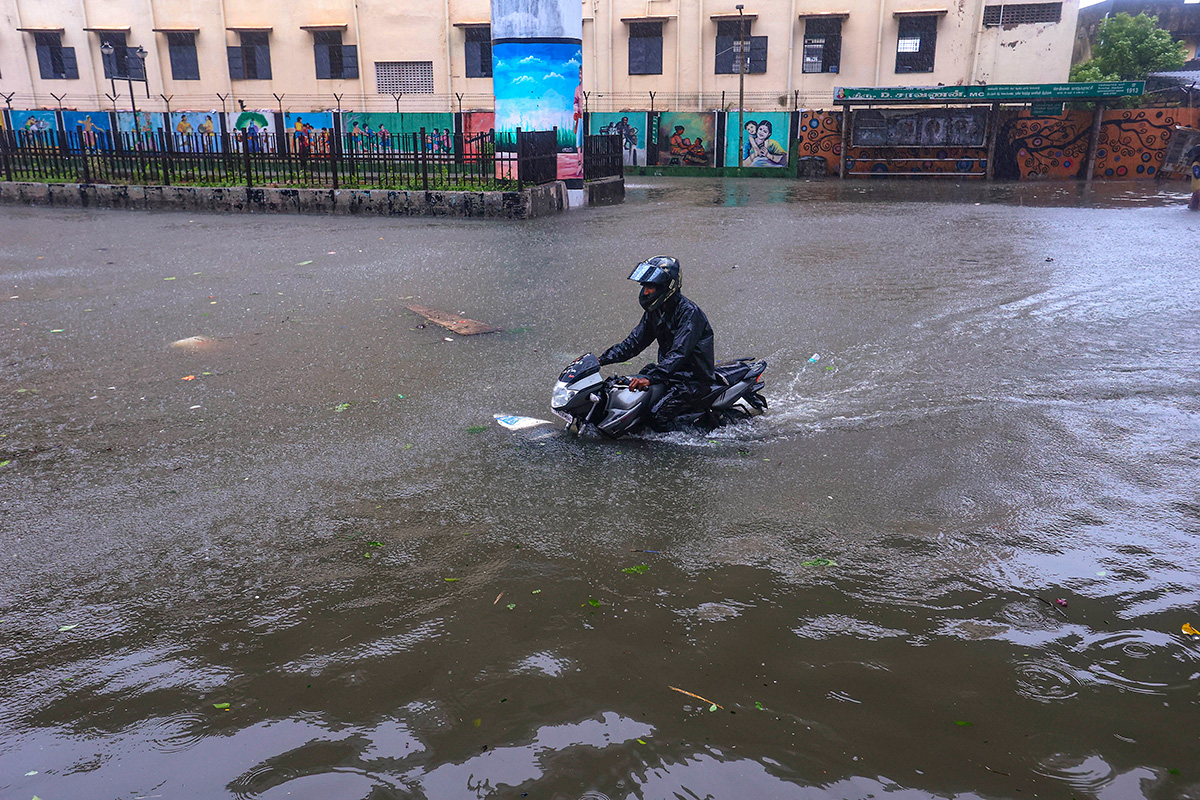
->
<box><xmin>376</xmin><ymin>61</ymin><xmax>435</xmax><ymax>93</ymax></box>
<box><xmin>983</xmin><ymin>3</ymin><xmax>1062</xmax><ymax>26</ymax></box>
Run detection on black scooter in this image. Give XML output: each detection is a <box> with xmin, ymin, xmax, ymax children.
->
<box><xmin>550</xmin><ymin>353</ymin><xmax>768</xmax><ymax>437</ymax></box>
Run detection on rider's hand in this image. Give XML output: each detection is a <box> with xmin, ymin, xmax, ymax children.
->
<box><xmin>628</xmin><ymin>377</ymin><xmax>651</xmax><ymax>392</ymax></box>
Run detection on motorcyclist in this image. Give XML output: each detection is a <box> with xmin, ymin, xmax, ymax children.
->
<box><xmin>598</xmin><ymin>256</ymin><xmax>716</xmax><ymax>430</ymax></box>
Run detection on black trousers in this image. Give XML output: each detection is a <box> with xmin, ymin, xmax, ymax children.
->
<box><xmin>648</xmin><ymin>382</ymin><xmax>704</xmax><ymax>431</ymax></box>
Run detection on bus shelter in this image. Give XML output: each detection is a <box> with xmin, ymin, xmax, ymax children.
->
<box><xmin>833</xmin><ymin>81</ymin><xmax>1145</xmax><ymax>180</ymax></box>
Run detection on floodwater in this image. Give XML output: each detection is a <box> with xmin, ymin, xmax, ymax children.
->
<box><xmin>2</xmin><ymin>177</ymin><xmax>1199</xmax><ymax>800</ymax></box>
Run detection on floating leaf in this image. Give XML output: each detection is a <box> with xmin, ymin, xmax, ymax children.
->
<box><xmin>622</xmin><ymin>564</ymin><xmax>650</xmax><ymax>574</ymax></box>
<box><xmin>802</xmin><ymin>558</ymin><xmax>838</xmax><ymax>567</ymax></box>
<box><xmin>164</xmin><ymin>276</ymin><xmax>177</xmax><ymax>280</ymax></box>
<box><xmin>333</xmin><ymin>403</ymin><xmax>350</xmax><ymax>412</ymax></box>
<box><xmin>507</xmin><ymin>603</ymin><xmax>516</xmax><ymax>610</ymax></box>
<box><xmin>1183</xmin><ymin>623</ymin><xmax>1199</xmax><ymax>636</ymax></box>
<box><xmin>296</xmin><ymin>260</ymin><xmax>313</xmax><ymax>266</ymax></box>
<box><xmin>531</xmin><ymin>589</ymin><xmax>542</xmax><ymax>594</ymax></box>
<box><xmin>637</xmin><ymin>738</ymin><xmax>647</xmax><ymax>744</ymax></box>
<box><xmin>0</xmin><ymin>460</ymin><xmax>10</xmax><ymax>467</ymax></box>
<box><xmin>473</xmin><ymin>718</ymin><xmax>482</xmax><ymax>727</ymax></box>
<box><xmin>1169</xmin><ymin>768</ymin><xmax>1181</xmax><ymax>775</ymax></box>
<box><xmin>755</xmin><ymin>701</ymin><xmax>764</xmax><ymax>710</ymax></box>
<box><xmin>466</xmin><ymin>425</ymin><xmax>488</xmax><ymax>433</ymax></box>
<box><xmin>58</xmin><ymin>624</ymin><xmax>78</xmax><ymax>632</ymax></box>
<box><xmin>954</xmin><ymin>720</ymin><xmax>973</xmax><ymax>727</ymax></box>
<box><xmin>213</xmin><ymin>703</ymin><xmax>230</xmax><ymax>709</ymax></box>
<box><xmin>709</xmin><ymin>704</ymin><xmax>718</xmax><ymax>712</ymax></box>
<box><xmin>587</xmin><ymin>598</ymin><xmax>601</xmax><ymax>607</ymax></box>
<box><xmin>368</xmin><ymin>541</ymin><xmax>384</xmax><ymax>547</ymax></box>
<box><xmin>444</xmin><ymin>578</ymin><xmax>459</xmax><ymax>582</ymax></box>
<box><xmin>363</xmin><ymin>553</ymin><xmax>372</xmax><ymax>558</ymax></box>
<box><xmin>50</xmin><ymin>329</ymin><xmax>64</xmax><ymax>333</ymax></box>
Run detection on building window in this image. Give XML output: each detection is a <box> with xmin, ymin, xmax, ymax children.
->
<box><xmin>715</xmin><ymin>20</ymin><xmax>767</xmax><ymax>74</ymax></box>
<box><xmin>228</xmin><ymin>31</ymin><xmax>271</xmax><ymax>80</ymax></box>
<box><xmin>464</xmin><ymin>26</ymin><xmax>492</xmax><ymax>78</ymax></box>
<box><xmin>99</xmin><ymin>31</ymin><xmax>138</xmax><ymax>79</ymax></box>
<box><xmin>167</xmin><ymin>32</ymin><xmax>199</xmax><ymax>80</ymax></box>
<box><xmin>376</xmin><ymin>61</ymin><xmax>435</xmax><ymax>93</ymax></box>
<box><xmin>313</xmin><ymin>30</ymin><xmax>358</xmax><ymax>80</ymax></box>
<box><xmin>802</xmin><ymin>18</ymin><xmax>842</xmax><ymax>73</ymax></box>
<box><xmin>34</xmin><ymin>32</ymin><xmax>78</xmax><ymax>80</ymax></box>
<box><xmin>895</xmin><ymin>16</ymin><xmax>937</xmax><ymax>73</ymax></box>
<box><xmin>982</xmin><ymin>3</ymin><xmax>1062</xmax><ymax>26</ymax></box>
<box><xmin>628</xmin><ymin>21</ymin><xmax>663</xmax><ymax>75</ymax></box>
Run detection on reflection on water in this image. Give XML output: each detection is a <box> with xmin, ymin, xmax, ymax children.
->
<box><xmin>2</xmin><ymin>179</ymin><xmax>1199</xmax><ymax>799</ymax></box>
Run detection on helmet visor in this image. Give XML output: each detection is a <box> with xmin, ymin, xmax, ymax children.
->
<box><xmin>628</xmin><ymin>262</ymin><xmax>670</xmax><ymax>285</ymax></box>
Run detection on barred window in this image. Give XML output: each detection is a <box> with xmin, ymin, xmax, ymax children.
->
<box><xmin>983</xmin><ymin>3</ymin><xmax>1062</xmax><ymax>26</ymax></box>
<box><xmin>376</xmin><ymin>61</ymin><xmax>435</xmax><ymax>93</ymax></box>
<box><xmin>464</xmin><ymin>26</ymin><xmax>492</xmax><ymax>78</ymax></box>
<box><xmin>803</xmin><ymin>17</ymin><xmax>842</xmax><ymax>74</ymax></box>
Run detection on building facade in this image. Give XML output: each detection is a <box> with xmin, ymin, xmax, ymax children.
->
<box><xmin>0</xmin><ymin>0</ymin><xmax>1079</xmax><ymax>114</ymax></box>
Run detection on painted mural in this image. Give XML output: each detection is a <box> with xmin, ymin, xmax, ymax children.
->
<box><xmin>589</xmin><ymin>112</ymin><xmax>645</xmax><ymax>166</ymax></box>
<box><xmin>795</xmin><ymin>110</ymin><xmax>842</xmax><ymax>175</ymax></box>
<box><xmin>227</xmin><ymin>111</ymin><xmax>276</xmax><ymax>152</ymax></box>
<box><xmin>11</xmin><ymin>110</ymin><xmax>57</xmax><ymax>135</ymax></box>
<box><xmin>62</xmin><ymin>111</ymin><xmax>111</xmax><ymax>149</ymax></box>
<box><xmin>463</xmin><ymin>111</ymin><xmax>496</xmax><ymax>156</ymax></box>
<box><xmin>657</xmin><ymin>112</ymin><xmax>715</xmax><ymax>167</ymax></box>
<box><xmin>1093</xmin><ymin>107</ymin><xmax>1198</xmax><ymax>179</ymax></box>
<box><xmin>725</xmin><ymin>112</ymin><xmax>790</xmax><ymax>168</ymax></box>
<box><xmin>492</xmin><ymin>39</ymin><xmax>583</xmax><ymax>178</ymax></box>
<box><xmin>115</xmin><ymin>111</ymin><xmax>158</xmax><ymax>134</ymax></box>
<box><xmin>340</xmin><ymin>112</ymin><xmax>453</xmax><ymax>152</ymax></box>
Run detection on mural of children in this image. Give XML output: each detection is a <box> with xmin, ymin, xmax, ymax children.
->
<box><xmin>685</xmin><ymin>136</ymin><xmax>708</xmax><ymax>166</ymax></box>
<box><xmin>740</xmin><ymin>120</ymin><xmax>758</xmax><ymax>165</ymax></box>
<box><xmin>350</xmin><ymin>121</ymin><xmax>364</xmax><ymax>151</ymax></box>
<box><xmin>750</xmin><ymin>119</ymin><xmax>787</xmax><ymax>167</ymax></box>
<box><xmin>81</xmin><ymin>115</ymin><xmax>99</xmax><ymax>150</ymax></box>
<box><xmin>378</xmin><ymin>123</ymin><xmax>390</xmax><ymax>148</ymax></box>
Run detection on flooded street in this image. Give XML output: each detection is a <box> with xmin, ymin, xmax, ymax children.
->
<box><xmin>2</xmin><ymin>177</ymin><xmax>1200</xmax><ymax>800</ymax></box>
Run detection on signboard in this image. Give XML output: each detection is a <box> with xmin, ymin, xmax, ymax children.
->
<box><xmin>1030</xmin><ymin>101</ymin><xmax>1064</xmax><ymax>117</ymax></box>
<box><xmin>835</xmin><ymin>82</ymin><xmax>1144</xmax><ymax>103</ymax></box>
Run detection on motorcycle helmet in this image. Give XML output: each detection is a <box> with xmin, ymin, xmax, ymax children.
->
<box><xmin>628</xmin><ymin>255</ymin><xmax>681</xmax><ymax>311</ymax></box>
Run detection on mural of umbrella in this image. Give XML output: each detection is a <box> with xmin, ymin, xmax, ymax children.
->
<box><xmin>232</xmin><ymin>111</ymin><xmax>270</xmax><ymax>129</ymax></box>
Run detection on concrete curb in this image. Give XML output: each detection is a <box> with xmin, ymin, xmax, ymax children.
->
<box><xmin>0</xmin><ymin>180</ymin><xmax>573</xmax><ymax>219</ymax></box>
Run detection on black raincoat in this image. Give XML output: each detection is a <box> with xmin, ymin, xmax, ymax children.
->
<box><xmin>599</xmin><ymin>294</ymin><xmax>716</xmax><ymax>388</ymax></box>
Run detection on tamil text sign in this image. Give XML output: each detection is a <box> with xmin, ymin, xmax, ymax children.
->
<box><xmin>834</xmin><ymin>82</ymin><xmax>1144</xmax><ymax>103</ymax></box>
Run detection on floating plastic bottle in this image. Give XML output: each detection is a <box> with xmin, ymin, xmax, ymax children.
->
<box><xmin>808</xmin><ymin>354</ymin><xmax>820</xmax><ymax>363</ymax></box>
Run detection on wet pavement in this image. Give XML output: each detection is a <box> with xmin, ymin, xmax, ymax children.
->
<box><xmin>2</xmin><ymin>176</ymin><xmax>1200</xmax><ymax>800</ymax></box>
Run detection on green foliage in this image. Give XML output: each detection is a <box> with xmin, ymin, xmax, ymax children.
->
<box><xmin>1074</xmin><ymin>13</ymin><xmax>1186</xmax><ymax>82</ymax></box>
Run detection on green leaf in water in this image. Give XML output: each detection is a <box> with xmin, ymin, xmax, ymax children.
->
<box><xmin>755</xmin><ymin>701</ymin><xmax>764</xmax><ymax>710</ymax></box>
<box><xmin>0</xmin><ymin>460</ymin><xmax>10</xmax><ymax>467</ymax></box>
<box><xmin>622</xmin><ymin>564</ymin><xmax>650</xmax><ymax>574</ymax></box>
<box><xmin>587</xmin><ymin>598</ymin><xmax>601</xmax><ymax>607</ymax></box>
<box><xmin>58</xmin><ymin>624</ymin><xmax>78</xmax><ymax>632</ymax></box>
<box><xmin>444</xmin><ymin>578</ymin><xmax>459</xmax><ymax>582</ymax></box>
<box><xmin>334</xmin><ymin>403</ymin><xmax>351</xmax><ymax>412</ymax></box>
<box><xmin>213</xmin><ymin>702</ymin><xmax>230</xmax><ymax>709</ymax></box>
<box><xmin>531</xmin><ymin>589</ymin><xmax>542</xmax><ymax>594</ymax></box>
<box><xmin>802</xmin><ymin>558</ymin><xmax>838</xmax><ymax>567</ymax></box>
<box><xmin>296</xmin><ymin>260</ymin><xmax>313</xmax><ymax>266</ymax></box>
<box><xmin>507</xmin><ymin>603</ymin><xmax>516</xmax><ymax>610</ymax></box>
<box><xmin>637</xmin><ymin>738</ymin><xmax>647</xmax><ymax>744</ymax></box>
<box><xmin>466</xmin><ymin>425</ymin><xmax>488</xmax><ymax>433</ymax></box>
<box><xmin>709</xmin><ymin>704</ymin><xmax>718</xmax><ymax>712</ymax></box>
<box><xmin>367</xmin><ymin>541</ymin><xmax>384</xmax><ymax>547</ymax></box>
<box><xmin>954</xmin><ymin>720</ymin><xmax>973</xmax><ymax>727</ymax></box>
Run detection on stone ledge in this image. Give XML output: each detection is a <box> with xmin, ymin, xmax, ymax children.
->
<box><xmin>0</xmin><ymin>180</ymin><xmax>570</xmax><ymax>219</ymax></box>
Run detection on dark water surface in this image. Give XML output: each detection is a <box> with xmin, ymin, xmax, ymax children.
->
<box><xmin>2</xmin><ymin>178</ymin><xmax>1199</xmax><ymax>799</ymax></box>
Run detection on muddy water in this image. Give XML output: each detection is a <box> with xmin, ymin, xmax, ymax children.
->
<box><xmin>2</xmin><ymin>178</ymin><xmax>1199</xmax><ymax>799</ymax></box>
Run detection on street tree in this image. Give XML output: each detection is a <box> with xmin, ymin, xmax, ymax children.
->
<box><xmin>1070</xmin><ymin>12</ymin><xmax>1186</xmax><ymax>82</ymax></box>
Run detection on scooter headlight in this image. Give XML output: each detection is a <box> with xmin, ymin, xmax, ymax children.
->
<box><xmin>551</xmin><ymin>383</ymin><xmax>576</xmax><ymax>409</ymax></box>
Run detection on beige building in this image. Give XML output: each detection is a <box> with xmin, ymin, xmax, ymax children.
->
<box><xmin>0</xmin><ymin>0</ymin><xmax>1079</xmax><ymax>114</ymax></box>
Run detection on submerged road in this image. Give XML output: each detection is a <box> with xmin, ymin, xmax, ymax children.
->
<box><xmin>2</xmin><ymin>177</ymin><xmax>1199</xmax><ymax>799</ymax></box>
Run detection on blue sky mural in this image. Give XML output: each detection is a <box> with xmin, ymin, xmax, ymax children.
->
<box><xmin>493</xmin><ymin>40</ymin><xmax>582</xmax><ymax>150</ymax></box>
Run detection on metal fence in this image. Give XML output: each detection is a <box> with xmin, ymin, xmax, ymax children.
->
<box><xmin>583</xmin><ymin>134</ymin><xmax>624</xmax><ymax>181</ymax></box>
<box><xmin>0</xmin><ymin>126</ymin><xmax>564</xmax><ymax>191</ymax></box>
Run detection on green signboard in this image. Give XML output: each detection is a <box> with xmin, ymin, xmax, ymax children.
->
<box><xmin>1030</xmin><ymin>101</ymin><xmax>1065</xmax><ymax>116</ymax></box>
<box><xmin>834</xmin><ymin>82</ymin><xmax>1144</xmax><ymax>103</ymax></box>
